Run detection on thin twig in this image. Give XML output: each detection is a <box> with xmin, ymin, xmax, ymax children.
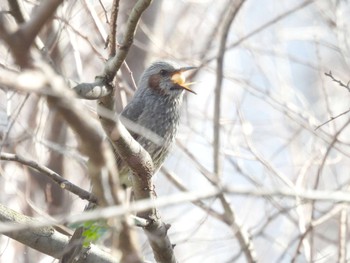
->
<box><xmin>0</xmin><ymin>94</ymin><xmax>29</xmax><ymax>153</ymax></box>
<box><xmin>161</xmin><ymin>167</ymin><xmax>224</xmax><ymax>222</ymax></box>
<box><xmin>196</xmin><ymin>0</ymin><xmax>314</xmax><ymax>71</ymax></box>
<box><xmin>324</xmin><ymin>71</ymin><xmax>350</xmax><ymax>92</ymax></box>
<box><xmin>307</xmin><ymin>118</ymin><xmax>350</xmax><ymax>262</ymax></box>
<box><xmin>176</xmin><ymin>140</ymin><xmax>218</xmax><ymax>185</ymax></box>
<box><xmin>82</xmin><ymin>0</ymin><xmax>107</xmax><ymax>42</ymax></box>
<box><xmin>315</xmin><ymin>118</ymin><xmax>350</xmax><ymax>191</ymax></box>
<box><xmin>98</xmin><ymin>0</ymin><xmax>109</xmax><ymax>23</ymax></box>
<box><xmin>57</xmin><ymin>16</ymin><xmax>105</xmax><ymax>60</ymax></box>
<box><xmin>72</xmin><ymin>0</ymin><xmax>151</xmax><ymax>99</ymax></box>
<box><xmin>315</xmin><ymin>108</ymin><xmax>350</xmax><ymax>130</ymax></box>
<box><xmin>314</xmin><ymin>71</ymin><xmax>350</xmax><ymax>130</ymax></box>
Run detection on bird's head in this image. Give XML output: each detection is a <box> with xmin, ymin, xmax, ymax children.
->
<box><xmin>139</xmin><ymin>61</ymin><xmax>196</xmax><ymax>97</ymax></box>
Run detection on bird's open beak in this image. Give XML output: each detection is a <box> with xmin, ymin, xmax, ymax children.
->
<box><xmin>171</xmin><ymin>66</ymin><xmax>197</xmax><ymax>94</ymax></box>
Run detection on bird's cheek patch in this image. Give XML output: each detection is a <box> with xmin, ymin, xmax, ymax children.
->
<box><xmin>148</xmin><ymin>74</ymin><xmax>161</xmax><ymax>90</ymax></box>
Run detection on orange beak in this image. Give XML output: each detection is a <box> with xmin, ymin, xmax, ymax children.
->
<box><xmin>170</xmin><ymin>66</ymin><xmax>197</xmax><ymax>94</ymax></box>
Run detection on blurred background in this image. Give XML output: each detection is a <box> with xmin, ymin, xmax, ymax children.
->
<box><xmin>1</xmin><ymin>0</ymin><xmax>350</xmax><ymax>262</ymax></box>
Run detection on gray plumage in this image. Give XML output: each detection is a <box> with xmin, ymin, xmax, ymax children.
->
<box><xmin>116</xmin><ymin>61</ymin><xmax>196</xmax><ymax>187</ymax></box>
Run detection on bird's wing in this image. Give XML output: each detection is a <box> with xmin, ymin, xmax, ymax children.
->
<box><xmin>120</xmin><ymin>97</ymin><xmax>145</xmax><ymax>139</ymax></box>
<box><xmin>120</xmin><ymin>97</ymin><xmax>144</xmax><ymax>124</ymax></box>
<box><xmin>114</xmin><ymin>98</ymin><xmax>145</xmax><ymax>177</ymax></box>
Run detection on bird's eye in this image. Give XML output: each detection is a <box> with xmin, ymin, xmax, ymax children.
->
<box><xmin>160</xmin><ymin>69</ymin><xmax>168</xmax><ymax>76</ymax></box>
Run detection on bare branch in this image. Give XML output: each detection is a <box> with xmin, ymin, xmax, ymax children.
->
<box><xmin>2</xmin><ymin>186</ymin><xmax>350</xmax><ymax>234</ymax></box>
<box><xmin>214</xmin><ymin>0</ymin><xmax>246</xmax><ymax>177</ymax></box>
<box><xmin>0</xmin><ymin>0</ymin><xmax>64</xmax><ymax>67</ymax></box>
<box><xmin>0</xmin><ymin>62</ymin><xmax>116</xmax><ymax>207</ymax></box>
<box><xmin>97</xmin><ymin>2</ymin><xmax>179</xmax><ymax>261</ymax></box>
<box><xmin>98</xmin><ymin>110</ymin><xmax>178</xmax><ymax>262</ymax></box>
<box><xmin>0</xmin><ymin>152</ymin><xmax>97</xmax><ymax>203</ymax></box>
<box><xmin>197</xmin><ymin>0</ymin><xmax>314</xmax><ymax>69</ymax></box>
<box><xmin>73</xmin><ymin>80</ymin><xmax>114</xmax><ymax>100</ymax></box>
<box><xmin>315</xmin><ymin>108</ymin><xmax>350</xmax><ymax>130</ymax></box>
<box><xmin>0</xmin><ymin>203</ymin><xmax>118</xmax><ymax>263</ymax></box>
<box><xmin>103</xmin><ymin>0</ymin><xmax>152</xmax><ymax>81</ymax></box>
<box><xmin>161</xmin><ymin>167</ymin><xmax>225</xmax><ymax>222</ymax></box>
<box><xmin>72</xmin><ymin>0</ymin><xmax>151</xmax><ymax>99</ymax></box>
<box><xmin>325</xmin><ymin>71</ymin><xmax>350</xmax><ymax>92</ymax></box>
<box><xmin>315</xmin><ymin>118</ymin><xmax>350</xmax><ymax>191</ymax></box>
<box><xmin>108</xmin><ymin>0</ymin><xmax>120</xmax><ymax>57</ymax></box>
<box><xmin>339</xmin><ymin>207</ymin><xmax>347</xmax><ymax>263</ymax></box>
<box><xmin>8</xmin><ymin>0</ymin><xmax>26</xmax><ymax>24</ymax></box>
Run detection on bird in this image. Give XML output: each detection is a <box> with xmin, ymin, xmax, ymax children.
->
<box><xmin>116</xmin><ymin>61</ymin><xmax>196</xmax><ymax>187</ymax></box>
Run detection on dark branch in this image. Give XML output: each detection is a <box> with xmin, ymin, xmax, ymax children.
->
<box><xmin>108</xmin><ymin>0</ymin><xmax>120</xmax><ymax>57</ymax></box>
<box><xmin>103</xmin><ymin>0</ymin><xmax>152</xmax><ymax>81</ymax></box>
<box><xmin>0</xmin><ymin>61</ymin><xmax>117</xmax><ymax>207</ymax></box>
<box><xmin>0</xmin><ymin>0</ymin><xmax>63</xmax><ymax>67</ymax></box>
<box><xmin>0</xmin><ymin>152</ymin><xmax>97</xmax><ymax>203</ymax></box>
<box><xmin>72</xmin><ymin>0</ymin><xmax>151</xmax><ymax>99</ymax></box>
<box><xmin>8</xmin><ymin>0</ymin><xmax>26</xmax><ymax>24</ymax></box>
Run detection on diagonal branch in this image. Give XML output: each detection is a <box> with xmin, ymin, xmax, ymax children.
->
<box><xmin>324</xmin><ymin>71</ymin><xmax>350</xmax><ymax>92</ymax></box>
<box><xmin>3</xmin><ymin>186</ymin><xmax>350</xmax><ymax>235</ymax></box>
<box><xmin>195</xmin><ymin>0</ymin><xmax>314</xmax><ymax>71</ymax></box>
<box><xmin>0</xmin><ymin>60</ymin><xmax>117</xmax><ymax>208</ymax></box>
<box><xmin>103</xmin><ymin>0</ymin><xmax>152</xmax><ymax>81</ymax></box>
<box><xmin>0</xmin><ymin>0</ymin><xmax>63</xmax><ymax>67</ymax></box>
<box><xmin>0</xmin><ymin>58</ymin><xmax>125</xmax><ymax>261</ymax></box>
<box><xmin>0</xmin><ymin>203</ymin><xmax>118</xmax><ymax>263</ymax></box>
<box><xmin>161</xmin><ymin>167</ymin><xmax>225</xmax><ymax>222</ymax></box>
<box><xmin>73</xmin><ymin>0</ymin><xmax>152</xmax><ymax>99</ymax></box>
<box><xmin>0</xmin><ymin>152</ymin><xmax>97</xmax><ymax>203</ymax></box>
<box><xmin>98</xmin><ymin>106</ymin><xmax>177</xmax><ymax>262</ymax></box>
